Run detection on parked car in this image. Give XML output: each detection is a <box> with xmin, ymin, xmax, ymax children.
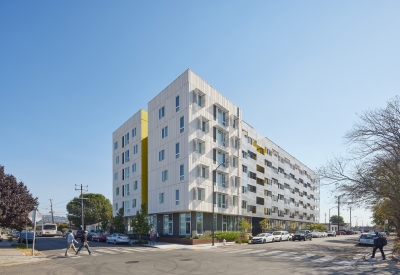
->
<box><xmin>57</xmin><ymin>231</ymin><xmax>62</xmax><ymax>236</ymax></box>
<box><xmin>74</xmin><ymin>230</ymin><xmax>84</xmax><ymax>239</ymax></box>
<box><xmin>87</xmin><ymin>232</ymin><xmax>98</xmax><ymax>241</ymax></box>
<box><xmin>89</xmin><ymin>233</ymin><xmax>100</xmax><ymax>242</ymax></box>
<box><xmin>320</xmin><ymin>231</ymin><xmax>328</xmax><ymax>238</ymax></box>
<box><xmin>18</xmin><ymin>231</ymin><xmax>35</xmax><ymax>244</ymax></box>
<box><xmin>384</xmin><ymin>230</ymin><xmax>390</xmax><ymax>236</ymax></box>
<box><xmin>336</xmin><ymin>231</ymin><xmax>346</xmax><ymax>235</ymax></box>
<box><xmin>312</xmin><ymin>231</ymin><xmax>321</xmax><ymax>238</ymax></box>
<box><xmin>106</xmin><ymin>233</ymin><xmax>130</xmax><ymax>244</ymax></box>
<box><xmin>63</xmin><ymin>229</ymin><xmax>74</xmax><ymax>237</ymax></box>
<box><xmin>272</xmin><ymin>231</ymin><xmax>290</xmax><ymax>242</ymax></box>
<box><xmin>251</xmin><ymin>233</ymin><xmax>274</xmax><ymax>244</ymax></box>
<box><xmin>327</xmin><ymin>231</ymin><xmax>336</xmax><ymax>237</ymax></box>
<box><xmin>345</xmin><ymin>230</ymin><xmax>354</xmax><ymax>235</ymax></box>
<box><xmin>292</xmin><ymin>230</ymin><xmax>312</xmax><ymax>241</ymax></box>
<box><xmin>98</xmin><ymin>233</ymin><xmax>108</xmax><ymax>242</ymax></box>
<box><xmin>359</xmin><ymin>233</ymin><xmax>374</xmax><ymax>246</ymax></box>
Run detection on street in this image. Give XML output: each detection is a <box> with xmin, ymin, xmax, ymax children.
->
<box><xmin>1</xmin><ymin>235</ymin><xmax>398</xmax><ymax>275</ymax></box>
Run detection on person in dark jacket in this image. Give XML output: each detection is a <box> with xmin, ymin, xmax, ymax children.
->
<box><xmin>76</xmin><ymin>230</ymin><xmax>92</xmax><ymax>255</ymax></box>
<box><xmin>371</xmin><ymin>230</ymin><xmax>385</xmax><ymax>260</ymax></box>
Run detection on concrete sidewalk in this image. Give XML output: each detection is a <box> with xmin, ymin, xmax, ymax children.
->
<box><xmin>0</xmin><ymin>234</ymin><xmax>48</xmax><ymax>267</ymax></box>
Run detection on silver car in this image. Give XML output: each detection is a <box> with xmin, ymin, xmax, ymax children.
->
<box><xmin>359</xmin><ymin>233</ymin><xmax>374</xmax><ymax>246</ymax></box>
<box><xmin>312</xmin><ymin>231</ymin><xmax>321</xmax><ymax>238</ymax></box>
<box><xmin>251</xmin><ymin>233</ymin><xmax>274</xmax><ymax>244</ymax></box>
<box><xmin>106</xmin><ymin>233</ymin><xmax>130</xmax><ymax>244</ymax></box>
<box><xmin>272</xmin><ymin>231</ymin><xmax>290</xmax><ymax>242</ymax></box>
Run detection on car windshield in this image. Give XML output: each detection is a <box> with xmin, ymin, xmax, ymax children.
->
<box><xmin>272</xmin><ymin>232</ymin><xmax>281</xmax><ymax>235</ymax></box>
<box><xmin>119</xmin><ymin>234</ymin><xmax>128</xmax><ymax>237</ymax></box>
<box><xmin>256</xmin><ymin>233</ymin><xmax>266</xmax><ymax>237</ymax></box>
<box><xmin>296</xmin><ymin>231</ymin><xmax>306</xmax><ymax>234</ymax></box>
<box><xmin>43</xmin><ymin>225</ymin><xmax>56</xmax><ymax>230</ymax></box>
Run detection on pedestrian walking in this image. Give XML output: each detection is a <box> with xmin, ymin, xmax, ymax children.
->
<box><xmin>65</xmin><ymin>231</ymin><xmax>78</xmax><ymax>256</ymax></box>
<box><xmin>76</xmin><ymin>230</ymin><xmax>92</xmax><ymax>255</ymax></box>
<box><xmin>149</xmin><ymin>230</ymin><xmax>155</xmax><ymax>246</ymax></box>
<box><xmin>156</xmin><ymin>232</ymin><xmax>159</xmax><ymax>243</ymax></box>
<box><xmin>371</xmin><ymin>230</ymin><xmax>386</xmax><ymax>260</ymax></box>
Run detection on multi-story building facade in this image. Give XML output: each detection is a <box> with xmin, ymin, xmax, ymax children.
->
<box><xmin>112</xmin><ymin>109</ymin><xmax>148</xmax><ymax>230</ymax></box>
<box><xmin>113</xmin><ymin>69</ymin><xmax>319</xmax><ymax>237</ymax></box>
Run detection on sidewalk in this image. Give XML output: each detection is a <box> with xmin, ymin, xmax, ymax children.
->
<box><xmin>0</xmin><ymin>234</ymin><xmax>48</xmax><ymax>267</ymax></box>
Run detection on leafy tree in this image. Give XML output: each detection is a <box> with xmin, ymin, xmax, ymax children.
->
<box><xmin>290</xmin><ymin>221</ymin><xmax>297</xmax><ymax>230</ymax></box>
<box><xmin>372</xmin><ymin>200</ymin><xmax>395</xmax><ymax>229</ymax></box>
<box><xmin>0</xmin><ymin>165</ymin><xmax>38</xmax><ymax>230</ymax></box>
<box><xmin>330</xmin><ymin>215</ymin><xmax>344</xmax><ymax>224</ymax></box>
<box><xmin>66</xmin><ymin>193</ymin><xmax>112</xmax><ymax>229</ymax></box>
<box><xmin>318</xmin><ymin>97</ymin><xmax>400</xmax><ymax>236</ymax></box>
<box><xmin>259</xmin><ymin>218</ymin><xmax>270</xmax><ymax>232</ymax></box>
<box><xmin>113</xmin><ymin>207</ymin><xmax>125</xmax><ymax>233</ymax></box>
<box><xmin>130</xmin><ymin>203</ymin><xmax>151</xmax><ymax>240</ymax></box>
<box><xmin>309</xmin><ymin>223</ymin><xmax>327</xmax><ymax>231</ymax></box>
<box><xmin>238</xmin><ymin>218</ymin><xmax>252</xmax><ymax>237</ymax></box>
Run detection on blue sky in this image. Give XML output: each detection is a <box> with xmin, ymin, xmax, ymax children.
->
<box><xmin>1</xmin><ymin>1</ymin><xmax>399</xmax><ymax>227</ymax></box>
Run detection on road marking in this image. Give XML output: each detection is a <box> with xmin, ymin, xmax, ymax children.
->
<box><xmin>240</xmin><ymin>249</ymin><xmax>267</xmax><ymax>254</ymax></box>
<box><xmin>271</xmin><ymin>252</ymin><xmax>298</xmax><ymax>257</ymax></box>
<box><xmin>292</xmin><ymin>254</ymin><xmax>315</xmax><ymax>260</ymax></box>
<box><xmin>312</xmin><ymin>256</ymin><xmax>336</xmax><ymax>262</ymax></box>
<box><xmin>93</xmin><ymin>249</ymin><xmax>118</xmax><ymax>254</ymax></box>
<box><xmin>335</xmin><ymin>261</ymin><xmax>354</xmax><ymax>266</ymax></box>
<box><xmin>258</xmin><ymin>251</ymin><xmax>283</xmax><ymax>256</ymax></box>
<box><xmin>227</xmin><ymin>249</ymin><xmax>254</xmax><ymax>253</ymax></box>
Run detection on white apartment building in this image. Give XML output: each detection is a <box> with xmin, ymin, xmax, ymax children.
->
<box><xmin>113</xmin><ymin>69</ymin><xmax>320</xmax><ymax>237</ymax></box>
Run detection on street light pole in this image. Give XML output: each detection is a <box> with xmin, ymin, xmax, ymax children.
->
<box><xmin>329</xmin><ymin>206</ymin><xmax>336</xmax><ymax>231</ymax></box>
<box><xmin>212</xmin><ymin>161</ymin><xmax>228</xmax><ymax>246</ymax></box>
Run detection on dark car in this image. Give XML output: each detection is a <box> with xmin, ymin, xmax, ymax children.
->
<box><xmin>19</xmin><ymin>231</ymin><xmax>35</xmax><ymax>244</ymax></box>
<box><xmin>292</xmin><ymin>230</ymin><xmax>312</xmax><ymax>241</ymax></box>
<box><xmin>87</xmin><ymin>232</ymin><xmax>98</xmax><ymax>241</ymax></box>
<box><xmin>98</xmin><ymin>233</ymin><xmax>108</xmax><ymax>242</ymax></box>
<box><xmin>336</xmin><ymin>230</ymin><xmax>346</xmax><ymax>235</ymax></box>
<box><xmin>74</xmin><ymin>230</ymin><xmax>84</xmax><ymax>239</ymax></box>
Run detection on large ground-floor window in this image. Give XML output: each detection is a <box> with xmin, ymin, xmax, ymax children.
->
<box><xmin>180</xmin><ymin>213</ymin><xmax>191</xmax><ymax>235</ymax></box>
<box><xmin>222</xmin><ymin>215</ymin><xmax>236</xmax><ymax>231</ymax></box>
<box><xmin>196</xmin><ymin>212</ymin><xmax>203</xmax><ymax>235</ymax></box>
<box><xmin>164</xmin><ymin>214</ymin><xmax>173</xmax><ymax>235</ymax></box>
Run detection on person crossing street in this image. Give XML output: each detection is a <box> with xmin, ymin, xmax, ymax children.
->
<box><xmin>76</xmin><ymin>230</ymin><xmax>92</xmax><ymax>255</ymax></box>
<box><xmin>65</xmin><ymin>231</ymin><xmax>78</xmax><ymax>256</ymax></box>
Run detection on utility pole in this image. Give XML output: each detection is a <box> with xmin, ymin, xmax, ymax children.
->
<box><xmin>338</xmin><ymin>196</ymin><xmax>340</xmax><ymax>231</ymax></box>
<box><xmin>49</xmin><ymin>199</ymin><xmax>54</xmax><ymax>224</ymax></box>
<box><xmin>325</xmin><ymin>213</ymin><xmax>326</xmax><ymax>224</ymax></box>
<box><xmin>349</xmin><ymin>207</ymin><xmax>352</xmax><ymax>230</ymax></box>
<box><xmin>75</xmin><ymin>184</ymin><xmax>88</xmax><ymax>230</ymax></box>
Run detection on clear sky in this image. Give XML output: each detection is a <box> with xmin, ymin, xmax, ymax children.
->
<box><xmin>1</xmin><ymin>1</ymin><xmax>399</xmax><ymax>227</ymax></box>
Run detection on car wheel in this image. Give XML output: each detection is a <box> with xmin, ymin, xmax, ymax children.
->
<box><xmin>272</xmin><ymin>239</ymin><xmax>274</xmax><ymax>243</ymax></box>
<box><xmin>263</xmin><ymin>239</ymin><xmax>266</xmax><ymax>243</ymax></box>
<box><xmin>279</xmin><ymin>238</ymin><xmax>281</xmax><ymax>242</ymax></box>
<box><xmin>303</xmin><ymin>237</ymin><xmax>306</xmax><ymax>241</ymax></box>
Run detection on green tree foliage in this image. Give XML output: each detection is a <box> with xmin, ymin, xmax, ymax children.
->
<box><xmin>0</xmin><ymin>165</ymin><xmax>38</xmax><ymax>230</ymax></box>
<box><xmin>238</xmin><ymin>218</ymin><xmax>252</xmax><ymax>237</ymax></box>
<box><xmin>66</xmin><ymin>193</ymin><xmax>112</xmax><ymax>229</ymax></box>
<box><xmin>372</xmin><ymin>200</ymin><xmax>395</xmax><ymax>229</ymax></box>
<box><xmin>330</xmin><ymin>215</ymin><xmax>344</xmax><ymax>224</ymax></box>
<box><xmin>259</xmin><ymin>218</ymin><xmax>270</xmax><ymax>232</ymax></box>
<box><xmin>318</xmin><ymin>97</ymin><xmax>400</xmax><ymax>236</ymax></box>
<box><xmin>113</xmin><ymin>207</ymin><xmax>125</xmax><ymax>233</ymax></box>
<box><xmin>130</xmin><ymin>203</ymin><xmax>150</xmax><ymax>240</ymax></box>
<box><xmin>309</xmin><ymin>223</ymin><xmax>327</xmax><ymax>231</ymax></box>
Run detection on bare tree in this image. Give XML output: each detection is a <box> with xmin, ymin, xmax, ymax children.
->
<box><xmin>318</xmin><ymin>97</ymin><xmax>400</xmax><ymax>236</ymax></box>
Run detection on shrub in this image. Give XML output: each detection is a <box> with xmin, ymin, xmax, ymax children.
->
<box><xmin>193</xmin><ymin>235</ymin><xmax>199</xmax><ymax>239</ymax></box>
<box><xmin>235</xmin><ymin>239</ymin><xmax>249</xmax><ymax>244</ymax></box>
<box><xmin>61</xmin><ymin>228</ymin><xmax>68</xmax><ymax>233</ymax></box>
<box><xmin>214</xmin><ymin>231</ymin><xmax>241</xmax><ymax>241</ymax></box>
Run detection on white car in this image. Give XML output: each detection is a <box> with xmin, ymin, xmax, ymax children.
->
<box><xmin>359</xmin><ymin>233</ymin><xmax>374</xmax><ymax>246</ymax></box>
<box><xmin>272</xmin><ymin>231</ymin><xmax>290</xmax><ymax>242</ymax></box>
<box><xmin>251</xmin><ymin>233</ymin><xmax>275</xmax><ymax>244</ymax></box>
<box><xmin>319</xmin><ymin>231</ymin><xmax>328</xmax><ymax>238</ymax></box>
<box><xmin>106</xmin><ymin>233</ymin><xmax>130</xmax><ymax>244</ymax></box>
<box><xmin>312</xmin><ymin>231</ymin><xmax>321</xmax><ymax>238</ymax></box>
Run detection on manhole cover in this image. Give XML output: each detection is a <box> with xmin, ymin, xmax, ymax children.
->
<box><xmin>125</xmin><ymin>261</ymin><xmax>139</xmax><ymax>264</ymax></box>
<box><xmin>180</xmin><ymin>259</ymin><xmax>192</xmax><ymax>261</ymax></box>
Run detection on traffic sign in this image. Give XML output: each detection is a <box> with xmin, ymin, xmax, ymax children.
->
<box><xmin>28</xmin><ymin>210</ymin><xmax>42</xmax><ymax>223</ymax></box>
<box><xmin>385</xmin><ymin>220</ymin><xmax>388</xmax><ymax>224</ymax></box>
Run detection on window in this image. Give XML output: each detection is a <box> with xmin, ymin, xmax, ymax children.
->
<box><xmin>217</xmin><ymin>151</ymin><xmax>226</xmax><ymax>167</ymax></box>
<box><xmin>180</xmin><ymin>116</ymin><xmax>184</xmax><ymax>133</ymax></box>
<box><xmin>233</xmin><ymin>196</ymin><xmax>238</xmax><ymax>206</ymax></box>
<box><xmin>159</xmin><ymin>192</ymin><xmax>165</xmax><ymax>204</ymax></box>
<box><xmin>132</xmin><ymin>199</ymin><xmax>137</xmax><ymax>208</ymax></box>
<box><xmin>158</xmin><ymin>106</ymin><xmax>165</xmax><ymax>119</ymax></box>
<box><xmin>163</xmin><ymin>214</ymin><xmax>173</xmax><ymax>235</ymax></box>
<box><xmin>133</xmin><ymin>144</ymin><xmax>138</xmax><ymax>154</ymax></box>
<box><xmin>124</xmin><ymin>133</ymin><xmax>130</xmax><ymax>146</ymax></box>
<box><xmin>162</xmin><ymin>170</ymin><xmax>168</xmax><ymax>182</ymax></box>
<box><xmin>124</xmin><ymin>184</ymin><xmax>130</xmax><ymax>196</ymax></box>
<box><xmin>132</xmin><ymin>163</ymin><xmax>136</xmax><ymax>173</ymax></box>
<box><xmin>234</xmin><ymin>177</ymin><xmax>240</xmax><ymax>187</ymax></box>
<box><xmin>217</xmin><ymin>108</ymin><xmax>226</xmax><ymax>126</ymax></box>
<box><xmin>217</xmin><ymin>129</ymin><xmax>226</xmax><ymax>147</ymax></box>
<box><xmin>256</xmin><ymin>197</ymin><xmax>265</xmax><ymax>205</ymax></box>
<box><xmin>242</xmin><ymin>165</ymin><xmax>248</xmax><ymax>173</ymax></box>
<box><xmin>242</xmin><ymin>200</ymin><xmax>247</xmax><ymax>209</ymax></box>
<box><xmin>132</xmin><ymin>128</ymin><xmax>136</xmax><ymax>137</ymax></box>
<box><xmin>217</xmin><ymin>194</ymin><xmax>226</xmax><ymax>208</ymax></box>
<box><xmin>234</xmin><ymin>138</ymin><xmax>239</xmax><ymax>149</ymax></box>
<box><xmin>134</xmin><ymin>180</ymin><xmax>138</xmax><ymax>190</ymax></box>
<box><xmin>114</xmin><ymin>141</ymin><xmax>118</xmax><ymax>150</ymax></box>
<box><xmin>175</xmin><ymin>95</ymin><xmax>179</xmax><ymax>112</ymax></box>
<box><xmin>232</xmin><ymin>157</ymin><xmax>237</xmax><ymax>168</ymax></box>
<box><xmin>179</xmin><ymin>213</ymin><xmax>191</xmax><ymax>235</ymax></box>
<box><xmin>114</xmin><ymin>203</ymin><xmax>118</xmax><ymax>211</ymax></box>
<box><xmin>123</xmin><ymin>167</ymin><xmax>130</xmax><ymax>180</ymax></box>
<box><xmin>159</xmin><ymin>150</ymin><xmax>165</xmax><ymax>161</ymax></box>
<box><xmin>116</xmin><ymin>156</ymin><xmax>120</xmax><ymax>164</ymax></box>
<box><xmin>124</xmin><ymin>150</ymin><xmax>130</xmax><ymax>162</ymax></box>
<box><xmin>197</xmin><ymin>188</ymin><xmax>204</xmax><ymax>200</ymax></box>
<box><xmin>196</xmin><ymin>212</ymin><xmax>203</xmax><ymax>235</ymax></box>
<box><xmin>124</xmin><ymin>201</ymin><xmax>130</xmax><ymax>213</ymax></box>
<box><xmin>162</xmin><ymin>126</ymin><xmax>168</xmax><ymax>138</ymax></box>
<box><xmin>201</xmin><ymin>120</ymin><xmax>206</xmax><ymax>132</ymax></box>
<box><xmin>248</xmin><ymin>184</ymin><xmax>256</xmax><ymax>193</ymax></box>
<box><xmin>196</xmin><ymin>94</ymin><xmax>203</xmax><ymax>107</ymax></box>
<box><xmin>180</xmin><ymin>165</ymin><xmax>184</xmax><ymax>181</ymax></box>
<box><xmin>114</xmin><ymin>172</ymin><xmax>118</xmax><ymax>180</ymax></box>
<box><xmin>116</xmin><ymin>187</ymin><xmax>120</xmax><ymax>195</ymax></box>
<box><xmin>175</xmin><ymin>143</ymin><xmax>180</xmax><ymax>158</ymax></box>
<box><xmin>216</xmin><ymin>172</ymin><xmax>227</xmax><ymax>187</ymax></box>
<box><xmin>175</xmin><ymin>190</ymin><xmax>179</xmax><ymax>205</ymax></box>
<box><xmin>201</xmin><ymin>167</ymin><xmax>206</xmax><ymax>178</ymax></box>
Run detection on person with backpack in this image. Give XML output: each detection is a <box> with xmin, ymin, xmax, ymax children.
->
<box><xmin>371</xmin><ymin>230</ymin><xmax>386</xmax><ymax>260</ymax></box>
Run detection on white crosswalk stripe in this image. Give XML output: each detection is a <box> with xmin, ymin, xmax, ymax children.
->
<box><xmin>292</xmin><ymin>254</ymin><xmax>315</xmax><ymax>260</ymax></box>
<box><xmin>258</xmin><ymin>250</ymin><xmax>283</xmax><ymax>256</ymax></box>
<box><xmin>312</xmin><ymin>256</ymin><xmax>336</xmax><ymax>262</ymax></box>
<box><xmin>239</xmin><ymin>249</ymin><xmax>265</xmax><ymax>254</ymax></box>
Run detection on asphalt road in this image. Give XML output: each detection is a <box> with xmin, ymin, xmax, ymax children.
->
<box><xmin>1</xmin><ymin>235</ymin><xmax>398</xmax><ymax>275</ymax></box>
